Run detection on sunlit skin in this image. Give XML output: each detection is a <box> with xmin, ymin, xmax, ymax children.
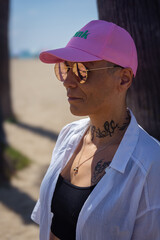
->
<box><xmin>50</xmin><ymin>60</ymin><xmax>133</xmax><ymax>240</ymax></box>
<box><xmin>63</xmin><ymin>60</ymin><xmax>133</xmax><ymax>145</ymax></box>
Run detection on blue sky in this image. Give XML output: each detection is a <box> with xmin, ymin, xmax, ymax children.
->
<box><xmin>9</xmin><ymin>0</ymin><xmax>98</xmax><ymax>55</ymax></box>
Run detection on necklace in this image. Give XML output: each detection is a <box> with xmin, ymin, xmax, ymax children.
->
<box><xmin>73</xmin><ymin>132</ymin><xmax>112</xmax><ymax>175</ymax></box>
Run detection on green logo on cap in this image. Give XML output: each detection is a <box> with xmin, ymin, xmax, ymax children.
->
<box><xmin>73</xmin><ymin>30</ymin><xmax>90</xmax><ymax>39</ymax></box>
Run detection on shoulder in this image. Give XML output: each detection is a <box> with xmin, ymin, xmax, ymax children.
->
<box><xmin>132</xmin><ymin>125</ymin><xmax>160</xmax><ymax>174</ymax></box>
<box><xmin>55</xmin><ymin>118</ymin><xmax>89</xmax><ymax>145</ymax></box>
<box><xmin>135</xmin><ymin>127</ymin><xmax>160</xmax><ymax>208</ymax></box>
<box><xmin>59</xmin><ymin>118</ymin><xmax>89</xmax><ymax>135</ymax></box>
<box><xmin>137</xmin><ymin>125</ymin><xmax>159</xmax><ymax>159</ymax></box>
<box><xmin>63</xmin><ymin>117</ymin><xmax>90</xmax><ymax>130</ymax></box>
<box><xmin>49</xmin><ymin>117</ymin><xmax>89</xmax><ymax>166</ymax></box>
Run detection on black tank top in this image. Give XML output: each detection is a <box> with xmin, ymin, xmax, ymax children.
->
<box><xmin>51</xmin><ymin>174</ymin><xmax>96</xmax><ymax>240</ymax></box>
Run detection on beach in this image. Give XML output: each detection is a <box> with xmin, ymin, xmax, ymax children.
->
<box><xmin>0</xmin><ymin>59</ymin><xmax>82</xmax><ymax>239</ymax></box>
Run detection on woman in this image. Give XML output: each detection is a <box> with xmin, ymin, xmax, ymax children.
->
<box><xmin>31</xmin><ymin>20</ymin><xmax>160</xmax><ymax>240</ymax></box>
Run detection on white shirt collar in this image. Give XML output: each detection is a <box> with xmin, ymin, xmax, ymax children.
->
<box><xmin>66</xmin><ymin>110</ymin><xmax>139</xmax><ymax>174</ymax></box>
<box><xmin>108</xmin><ymin>110</ymin><xmax>139</xmax><ymax>173</ymax></box>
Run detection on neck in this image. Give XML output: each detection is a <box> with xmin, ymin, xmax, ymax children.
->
<box><xmin>88</xmin><ymin>107</ymin><xmax>130</xmax><ymax>147</ymax></box>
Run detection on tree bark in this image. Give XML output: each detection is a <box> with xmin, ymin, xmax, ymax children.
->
<box><xmin>0</xmin><ymin>0</ymin><xmax>13</xmax><ymax>120</ymax></box>
<box><xmin>0</xmin><ymin>0</ymin><xmax>13</xmax><ymax>182</ymax></box>
<box><xmin>0</xmin><ymin>106</ymin><xmax>7</xmax><ymax>182</ymax></box>
<box><xmin>97</xmin><ymin>0</ymin><xmax>160</xmax><ymax>140</ymax></box>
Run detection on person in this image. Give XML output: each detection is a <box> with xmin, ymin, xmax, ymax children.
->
<box><xmin>31</xmin><ymin>20</ymin><xmax>160</xmax><ymax>240</ymax></box>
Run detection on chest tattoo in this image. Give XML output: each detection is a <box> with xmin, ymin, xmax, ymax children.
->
<box><xmin>91</xmin><ymin>159</ymin><xmax>110</xmax><ymax>185</ymax></box>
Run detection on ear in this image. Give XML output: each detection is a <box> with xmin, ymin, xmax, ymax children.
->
<box><xmin>119</xmin><ymin>68</ymin><xmax>133</xmax><ymax>91</ymax></box>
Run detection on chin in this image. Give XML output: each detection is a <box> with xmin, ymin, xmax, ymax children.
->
<box><xmin>69</xmin><ymin>106</ymin><xmax>88</xmax><ymax>117</ymax></box>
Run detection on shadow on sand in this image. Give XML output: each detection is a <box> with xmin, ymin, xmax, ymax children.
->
<box><xmin>14</xmin><ymin>121</ymin><xmax>59</xmax><ymax>141</ymax></box>
<box><xmin>0</xmin><ymin>182</ymin><xmax>38</xmax><ymax>225</ymax></box>
<box><xmin>0</xmin><ymin>121</ymin><xmax>59</xmax><ymax>225</ymax></box>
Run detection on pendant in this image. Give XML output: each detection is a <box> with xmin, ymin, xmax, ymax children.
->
<box><xmin>73</xmin><ymin>166</ymin><xmax>79</xmax><ymax>175</ymax></box>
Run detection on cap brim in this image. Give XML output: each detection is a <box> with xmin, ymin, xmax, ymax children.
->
<box><xmin>39</xmin><ymin>46</ymin><xmax>101</xmax><ymax>63</ymax></box>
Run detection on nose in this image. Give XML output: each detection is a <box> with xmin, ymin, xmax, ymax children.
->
<box><xmin>63</xmin><ymin>69</ymin><xmax>78</xmax><ymax>89</ymax></box>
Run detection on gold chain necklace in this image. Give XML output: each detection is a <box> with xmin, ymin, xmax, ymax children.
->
<box><xmin>73</xmin><ymin>132</ymin><xmax>112</xmax><ymax>175</ymax></box>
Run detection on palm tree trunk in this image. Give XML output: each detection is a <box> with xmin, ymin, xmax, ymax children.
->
<box><xmin>0</xmin><ymin>0</ymin><xmax>12</xmax><ymax>181</ymax></box>
<box><xmin>0</xmin><ymin>0</ymin><xmax>13</xmax><ymax>120</ymax></box>
<box><xmin>0</xmin><ymin>107</ymin><xmax>7</xmax><ymax>181</ymax></box>
<box><xmin>97</xmin><ymin>0</ymin><xmax>160</xmax><ymax>140</ymax></box>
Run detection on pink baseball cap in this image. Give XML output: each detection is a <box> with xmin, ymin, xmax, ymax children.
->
<box><xmin>40</xmin><ymin>20</ymin><xmax>138</xmax><ymax>76</ymax></box>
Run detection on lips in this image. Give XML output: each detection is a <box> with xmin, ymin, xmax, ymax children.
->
<box><xmin>67</xmin><ymin>95</ymin><xmax>83</xmax><ymax>102</ymax></box>
<box><xmin>67</xmin><ymin>95</ymin><xmax>82</xmax><ymax>100</ymax></box>
<box><xmin>67</xmin><ymin>88</ymin><xmax>84</xmax><ymax>101</ymax></box>
<box><xmin>68</xmin><ymin>96</ymin><xmax>81</xmax><ymax>100</ymax></box>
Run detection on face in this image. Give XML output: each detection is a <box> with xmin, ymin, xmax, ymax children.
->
<box><xmin>62</xmin><ymin>60</ymin><xmax>122</xmax><ymax>117</ymax></box>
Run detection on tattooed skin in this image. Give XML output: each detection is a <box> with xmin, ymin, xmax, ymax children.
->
<box><xmin>91</xmin><ymin>111</ymin><xmax>131</xmax><ymax>141</ymax></box>
<box><xmin>117</xmin><ymin>111</ymin><xmax>131</xmax><ymax>131</ymax></box>
<box><xmin>91</xmin><ymin>159</ymin><xmax>111</xmax><ymax>184</ymax></box>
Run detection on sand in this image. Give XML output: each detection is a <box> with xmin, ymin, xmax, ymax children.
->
<box><xmin>0</xmin><ymin>59</ymin><xmax>82</xmax><ymax>240</ymax></box>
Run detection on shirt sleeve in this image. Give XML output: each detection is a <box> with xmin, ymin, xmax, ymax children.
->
<box><xmin>131</xmin><ymin>208</ymin><xmax>160</xmax><ymax>240</ymax></box>
<box><xmin>30</xmin><ymin>122</ymin><xmax>75</xmax><ymax>224</ymax></box>
<box><xmin>31</xmin><ymin>199</ymin><xmax>41</xmax><ymax>225</ymax></box>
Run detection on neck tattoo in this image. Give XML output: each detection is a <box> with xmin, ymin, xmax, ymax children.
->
<box><xmin>91</xmin><ymin>111</ymin><xmax>131</xmax><ymax>141</ymax></box>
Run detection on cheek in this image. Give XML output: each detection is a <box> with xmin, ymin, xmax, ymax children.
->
<box><xmin>80</xmin><ymin>74</ymin><xmax>117</xmax><ymax>104</ymax></box>
<box><xmin>85</xmin><ymin>89</ymin><xmax>106</xmax><ymax>107</ymax></box>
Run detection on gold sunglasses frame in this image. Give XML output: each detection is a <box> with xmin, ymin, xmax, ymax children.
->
<box><xmin>54</xmin><ymin>62</ymin><xmax>123</xmax><ymax>84</ymax></box>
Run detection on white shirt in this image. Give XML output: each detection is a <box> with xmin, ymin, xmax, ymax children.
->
<box><xmin>31</xmin><ymin>110</ymin><xmax>160</xmax><ymax>240</ymax></box>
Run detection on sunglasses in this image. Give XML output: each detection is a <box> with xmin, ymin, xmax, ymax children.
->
<box><xmin>54</xmin><ymin>62</ymin><xmax>123</xmax><ymax>84</ymax></box>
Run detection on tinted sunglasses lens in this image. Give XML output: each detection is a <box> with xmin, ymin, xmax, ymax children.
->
<box><xmin>54</xmin><ymin>62</ymin><xmax>68</xmax><ymax>81</ymax></box>
<box><xmin>73</xmin><ymin>63</ymin><xmax>87</xmax><ymax>83</ymax></box>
